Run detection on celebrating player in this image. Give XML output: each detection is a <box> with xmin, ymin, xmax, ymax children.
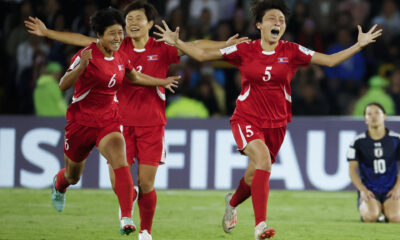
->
<box><xmin>24</xmin><ymin>1</ymin><xmax>247</xmax><ymax>239</ymax></box>
<box><xmin>347</xmin><ymin>102</ymin><xmax>400</xmax><ymax>223</ymax></box>
<box><xmin>51</xmin><ymin>7</ymin><xmax>179</xmax><ymax>236</ymax></box>
<box><xmin>154</xmin><ymin>0</ymin><xmax>382</xmax><ymax>238</ymax></box>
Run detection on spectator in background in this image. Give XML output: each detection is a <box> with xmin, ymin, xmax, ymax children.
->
<box><xmin>287</xmin><ymin>1</ymin><xmax>308</xmax><ymax>38</ymax></box>
<box><xmin>16</xmin><ymin>34</ymin><xmax>49</xmax><ymax>114</ymax></box>
<box><xmin>324</xmin><ymin>28</ymin><xmax>366</xmax><ymax>93</ymax></box>
<box><xmin>33</xmin><ymin>61</ymin><xmax>67</xmax><ymax>116</ymax></box>
<box><xmin>193</xmin><ymin>66</ymin><xmax>226</xmax><ymax>116</ymax></box>
<box><xmin>353</xmin><ymin>76</ymin><xmax>395</xmax><ymax>116</ymax></box>
<box><xmin>232</xmin><ymin>8</ymin><xmax>248</xmax><ymax>36</ymax></box>
<box><xmin>189</xmin><ymin>0</ymin><xmax>219</xmax><ymax>27</ymax></box>
<box><xmin>71</xmin><ymin>0</ymin><xmax>98</xmax><ymax>37</ymax></box>
<box><xmin>372</xmin><ymin>0</ymin><xmax>400</xmax><ymax>41</ymax></box>
<box><xmin>388</xmin><ymin>67</ymin><xmax>400</xmax><ymax>115</ymax></box>
<box><xmin>297</xmin><ymin>18</ymin><xmax>324</xmax><ymax>53</ymax></box>
<box><xmin>292</xmin><ymin>66</ymin><xmax>330</xmax><ymax>115</ymax></box>
<box><xmin>338</xmin><ymin>0</ymin><xmax>370</xmax><ymax>28</ymax></box>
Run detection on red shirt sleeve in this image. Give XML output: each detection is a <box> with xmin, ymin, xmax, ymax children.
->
<box><xmin>290</xmin><ymin>42</ymin><xmax>314</xmax><ymax>67</ymax></box>
<box><xmin>162</xmin><ymin>42</ymin><xmax>180</xmax><ymax>65</ymax></box>
<box><xmin>221</xmin><ymin>43</ymin><xmax>243</xmax><ymax>66</ymax></box>
<box><xmin>67</xmin><ymin>52</ymin><xmax>82</xmax><ymax>72</ymax></box>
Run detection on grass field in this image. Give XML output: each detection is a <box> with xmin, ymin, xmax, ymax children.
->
<box><xmin>0</xmin><ymin>188</ymin><xmax>398</xmax><ymax>240</ymax></box>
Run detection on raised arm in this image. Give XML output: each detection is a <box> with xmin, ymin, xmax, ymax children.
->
<box><xmin>349</xmin><ymin>161</ymin><xmax>375</xmax><ymax>201</ymax></box>
<box><xmin>311</xmin><ymin>25</ymin><xmax>382</xmax><ymax>67</ymax></box>
<box><xmin>177</xmin><ymin>34</ymin><xmax>249</xmax><ymax>56</ymax></box>
<box><xmin>59</xmin><ymin>49</ymin><xmax>92</xmax><ymax>91</ymax></box>
<box><xmin>125</xmin><ymin>69</ymin><xmax>180</xmax><ymax>93</ymax></box>
<box><xmin>24</xmin><ymin>16</ymin><xmax>96</xmax><ymax>47</ymax></box>
<box><xmin>154</xmin><ymin>21</ymin><xmax>224</xmax><ymax>62</ymax></box>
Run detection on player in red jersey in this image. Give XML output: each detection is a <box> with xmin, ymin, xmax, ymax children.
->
<box><xmin>25</xmin><ymin>1</ymin><xmax>247</xmax><ymax>239</ymax></box>
<box><xmin>155</xmin><ymin>0</ymin><xmax>382</xmax><ymax>238</ymax></box>
<box><xmin>51</xmin><ymin>7</ymin><xmax>179</xmax><ymax>236</ymax></box>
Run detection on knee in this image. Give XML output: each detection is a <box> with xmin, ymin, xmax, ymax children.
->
<box><xmin>361</xmin><ymin>212</ymin><xmax>380</xmax><ymax>222</ymax></box>
<box><xmin>253</xmin><ymin>154</ymin><xmax>271</xmax><ymax>171</ymax></box>
<box><xmin>386</xmin><ymin>213</ymin><xmax>400</xmax><ymax>223</ymax></box>
<box><xmin>244</xmin><ymin>174</ymin><xmax>253</xmax><ymax>185</ymax></box>
<box><xmin>138</xmin><ymin>178</ymin><xmax>154</xmax><ymax>193</ymax></box>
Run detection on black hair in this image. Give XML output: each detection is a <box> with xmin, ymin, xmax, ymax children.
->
<box><xmin>123</xmin><ymin>0</ymin><xmax>158</xmax><ymax>22</ymax></box>
<box><xmin>250</xmin><ymin>0</ymin><xmax>290</xmax><ymax>23</ymax></box>
<box><xmin>90</xmin><ymin>7</ymin><xmax>125</xmax><ymax>36</ymax></box>
<box><xmin>364</xmin><ymin>102</ymin><xmax>386</xmax><ymax>115</ymax></box>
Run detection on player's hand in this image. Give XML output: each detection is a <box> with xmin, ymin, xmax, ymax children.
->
<box><xmin>24</xmin><ymin>16</ymin><xmax>48</xmax><ymax>37</ymax></box>
<box><xmin>154</xmin><ymin>20</ymin><xmax>179</xmax><ymax>46</ymax></box>
<box><xmin>386</xmin><ymin>187</ymin><xmax>400</xmax><ymax>200</ymax></box>
<box><xmin>79</xmin><ymin>49</ymin><xmax>92</xmax><ymax>69</ymax></box>
<box><xmin>226</xmin><ymin>34</ymin><xmax>250</xmax><ymax>46</ymax></box>
<box><xmin>163</xmin><ymin>75</ymin><xmax>181</xmax><ymax>93</ymax></box>
<box><xmin>360</xmin><ymin>189</ymin><xmax>375</xmax><ymax>201</ymax></box>
<box><xmin>357</xmin><ymin>24</ymin><xmax>382</xmax><ymax>48</ymax></box>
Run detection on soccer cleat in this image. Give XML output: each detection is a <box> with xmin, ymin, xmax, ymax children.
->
<box><xmin>222</xmin><ymin>193</ymin><xmax>237</xmax><ymax>233</ymax></box>
<box><xmin>254</xmin><ymin>222</ymin><xmax>275</xmax><ymax>239</ymax></box>
<box><xmin>138</xmin><ymin>230</ymin><xmax>152</xmax><ymax>240</ymax></box>
<box><xmin>120</xmin><ymin>217</ymin><xmax>136</xmax><ymax>235</ymax></box>
<box><xmin>51</xmin><ymin>175</ymin><xmax>66</xmax><ymax>212</ymax></box>
<box><xmin>119</xmin><ymin>186</ymin><xmax>139</xmax><ymax>220</ymax></box>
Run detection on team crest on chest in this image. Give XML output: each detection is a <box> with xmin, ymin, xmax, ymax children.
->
<box><xmin>147</xmin><ymin>54</ymin><xmax>159</xmax><ymax>61</ymax></box>
<box><xmin>278</xmin><ymin>57</ymin><xmax>289</xmax><ymax>63</ymax></box>
<box><xmin>118</xmin><ymin>64</ymin><xmax>124</xmax><ymax>71</ymax></box>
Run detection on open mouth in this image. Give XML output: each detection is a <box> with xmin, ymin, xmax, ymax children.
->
<box><xmin>271</xmin><ymin>29</ymin><xmax>280</xmax><ymax>37</ymax></box>
<box><xmin>130</xmin><ymin>27</ymin><xmax>140</xmax><ymax>33</ymax></box>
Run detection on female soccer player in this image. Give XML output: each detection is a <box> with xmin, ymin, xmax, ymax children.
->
<box><xmin>154</xmin><ymin>0</ymin><xmax>382</xmax><ymax>238</ymax></box>
<box><xmin>51</xmin><ymin>7</ymin><xmax>179</xmax><ymax>236</ymax></box>
<box><xmin>347</xmin><ymin>102</ymin><xmax>400</xmax><ymax>223</ymax></box>
<box><xmin>25</xmin><ymin>1</ymin><xmax>247</xmax><ymax>239</ymax></box>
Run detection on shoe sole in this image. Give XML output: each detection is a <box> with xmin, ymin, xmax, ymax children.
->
<box><xmin>120</xmin><ymin>225</ymin><xmax>136</xmax><ymax>235</ymax></box>
<box><xmin>259</xmin><ymin>228</ymin><xmax>276</xmax><ymax>239</ymax></box>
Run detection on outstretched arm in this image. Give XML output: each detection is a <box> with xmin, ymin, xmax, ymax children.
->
<box><xmin>125</xmin><ymin>69</ymin><xmax>180</xmax><ymax>93</ymax></box>
<box><xmin>154</xmin><ymin>20</ymin><xmax>224</xmax><ymax>62</ymax></box>
<box><xmin>311</xmin><ymin>25</ymin><xmax>382</xmax><ymax>67</ymax></box>
<box><xmin>59</xmin><ymin>49</ymin><xmax>92</xmax><ymax>91</ymax></box>
<box><xmin>24</xmin><ymin>16</ymin><xmax>96</xmax><ymax>47</ymax></box>
<box><xmin>177</xmin><ymin>34</ymin><xmax>249</xmax><ymax>56</ymax></box>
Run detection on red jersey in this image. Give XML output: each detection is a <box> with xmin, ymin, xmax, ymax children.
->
<box><xmin>221</xmin><ymin>39</ymin><xmax>314</xmax><ymax>128</ymax></box>
<box><xmin>117</xmin><ymin>37</ymin><xmax>180</xmax><ymax>126</ymax></box>
<box><xmin>66</xmin><ymin>42</ymin><xmax>133</xmax><ymax>127</ymax></box>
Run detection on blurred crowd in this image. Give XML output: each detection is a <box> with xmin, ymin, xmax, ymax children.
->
<box><xmin>0</xmin><ymin>0</ymin><xmax>399</xmax><ymax>117</ymax></box>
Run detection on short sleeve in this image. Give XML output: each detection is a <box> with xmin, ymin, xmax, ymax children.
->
<box><xmin>162</xmin><ymin>42</ymin><xmax>180</xmax><ymax>65</ymax></box>
<box><xmin>290</xmin><ymin>43</ymin><xmax>314</xmax><ymax>67</ymax></box>
<box><xmin>347</xmin><ymin>139</ymin><xmax>358</xmax><ymax>162</ymax></box>
<box><xmin>220</xmin><ymin>44</ymin><xmax>242</xmax><ymax>66</ymax></box>
<box><xmin>68</xmin><ymin>52</ymin><xmax>81</xmax><ymax>71</ymax></box>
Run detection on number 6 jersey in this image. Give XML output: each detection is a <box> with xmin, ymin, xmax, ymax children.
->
<box><xmin>221</xmin><ymin>39</ymin><xmax>314</xmax><ymax>128</ymax></box>
<box><xmin>347</xmin><ymin>130</ymin><xmax>400</xmax><ymax>194</ymax></box>
<box><xmin>66</xmin><ymin>42</ymin><xmax>133</xmax><ymax>127</ymax></box>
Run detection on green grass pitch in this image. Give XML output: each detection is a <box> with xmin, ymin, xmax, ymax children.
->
<box><xmin>0</xmin><ymin>188</ymin><xmax>398</xmax><ymax>240</ymax></box>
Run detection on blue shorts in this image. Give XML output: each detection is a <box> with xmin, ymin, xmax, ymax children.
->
<box><xmin>357</xmin><ymin>190</ymin><xmax>390</xmax><ymax>208</ymax></box>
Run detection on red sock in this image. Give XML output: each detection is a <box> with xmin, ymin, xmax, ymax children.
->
<box><xmin>230</xmin><ymin>177</ymin><xmax>251</xmax><ymax>207</ymax></box>
<box><xmin>138</xmin><ymin>189</ymin><xmax>157</xmax><ymax>234</ymax></box>
<box><xmin>114</xmin><ymin>166</ymin><xmax>134</xmax><ymax>218</ymax></box>
<box><xmin>55</xmin><ymin>168</ymin><xmax>70</xmax><ymax>193</ymax></box>
<box><xmin>251</xmin><ymin>169</ymin><xmax>271</xmax><ymax>226</ymax></box>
